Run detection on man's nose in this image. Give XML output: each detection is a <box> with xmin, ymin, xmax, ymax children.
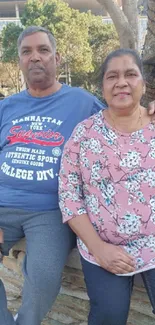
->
<box><xmin>30</xmin><ymin>51</ymin><xmax>41</xmax><ymax>61</ymax></box>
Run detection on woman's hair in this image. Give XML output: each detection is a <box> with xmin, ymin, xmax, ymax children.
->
<box><xmin>100</xmin><ymin>48</ymin><xmax>144</xmax><ymax>81</ymax></box>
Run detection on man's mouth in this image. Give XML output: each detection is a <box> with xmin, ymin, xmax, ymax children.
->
<box><xmin>29</xmin><ymin>66</ymin><xmax>44</xmax><ymax>71</ymax></box>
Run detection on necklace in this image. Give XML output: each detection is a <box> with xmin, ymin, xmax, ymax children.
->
<box><xmin>107</xmin><ymin>107</ymin><xmax>143</xmax><ymax>134</ymax></box>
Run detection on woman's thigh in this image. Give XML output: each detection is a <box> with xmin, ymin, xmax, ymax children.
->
<box><xmin>141</xmin><ymin>268</ymin><xmax>155</xmax><ymax>314</ymax></box>
<box><xmin>81</xmin><ymin>256</ymin><xmax>133</xmax><ymax>325</ymax></box>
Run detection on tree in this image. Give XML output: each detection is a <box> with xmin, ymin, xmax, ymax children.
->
<box><xmin>1</xmin><ymin>23</ymin><xmax>23</xmax><ymax>63</ymax></box>
<box><xmin>72</xmin><ymin>13</ymin><xmax>119</xmax><ymax>97</ymax></box>
<box><xmin>141</xmin><ymin>0</ymin><xmax>155</xmax><ymax>104</ymax></box>
<box><xmin>138</xmin><ymin>0</ymin><xmax>148</xmax><ymax>15</ymax></box>
<box><xmin>21</xmin><ymin>0</ymin><xmax>93</xmax><ymax>75</ymax></box>
<box><xmin>96</xmin><ymin>0</ymin><xmax>155</xmax><ymax>104</ymax></box>
<box><xmin>97</xmin><ymin>0</ymin><xmax>139</xmax><ymax>49</ymax></box>
<box><xmin>1</xmin><ymin>0</ymin><xmax>119</xmax><ymax>94</ymax></box>
<box><xmin>88</xmin><ymin>13</ymin><xmax>119</xmax><ymax>70</ymax></box>
<box><xmin>1</xmin><ymin>23</ymin><xmax>24</xmax><ymax>92</ymax></box>
<box><xmin>0</xmin><ymin>62</ymin><xmax>22</xmax><ymax>93</ymax></box>
<box><xmin>21</xmin><ymin>0</ymin><xmax>119</xmax><ymax>78</ymax></box>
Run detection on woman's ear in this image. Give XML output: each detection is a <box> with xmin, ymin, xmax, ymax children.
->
<box><xmin>102</xmin><ymin>82</ymin><xmax>104</xmax><ymax>97</ymax></box>
<box><xmin>142</xmin><ymin>83</ymin><xmax>146</xmax><ymax>95</ymax></box>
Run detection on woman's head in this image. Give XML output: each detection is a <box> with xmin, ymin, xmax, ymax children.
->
<box><xmin>101</xmin><ymin>49</ymin><xmax>145</xmax><ymax>112</ymax></box>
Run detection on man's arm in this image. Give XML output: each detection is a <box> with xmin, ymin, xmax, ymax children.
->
<box><xmin>0</xmin><ymin>229</ymin><xmax>4</xmax><ymax>262</ymax></box>
<box><xmin>93</xmin><ymin>96</ymin><xmax>155</xmax><ymax>116</ymax></box>
<box><xmin>0</xmin><ymin>229</ymin><xmax>3</xmax><ymax>243</ymax></box>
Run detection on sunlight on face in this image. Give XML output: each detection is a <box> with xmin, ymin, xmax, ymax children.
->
<box><xmin>102</xmin><ymin>55</ymin><xmax>145</xmax><ymax>111</ymax></box>
<box><xmin>19</xmin><ymin>32</ymin><xmax>59</xmax><ymax>88</ymax></box>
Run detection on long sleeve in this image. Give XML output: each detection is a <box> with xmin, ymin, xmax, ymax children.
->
<box><xmin>59</xmin><ymin>126</ymin><xmax>87</xmax><ymax>223</ymax></box>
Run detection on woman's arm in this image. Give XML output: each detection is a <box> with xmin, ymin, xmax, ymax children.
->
<box><xmin>68</xmin><ymin>213</ymin><xmax>135</xmax><ymax>274</ymax></box>
<box><xmin>59</xmin><ymin>123</ymin><xmax>135</xmax><ymax>274</ymax></box>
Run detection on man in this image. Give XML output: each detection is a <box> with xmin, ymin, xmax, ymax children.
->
<box><xmin>0</xmin><ymin>26</ymin><xmax>154</xmax><ymax>325</ymax></box>
<box><xmin>0</xmin><ymin>26</ymin><xmax>103</xmax><ymax>325</ymax></box>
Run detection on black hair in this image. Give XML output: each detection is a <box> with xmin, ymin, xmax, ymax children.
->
<box><xmin>100</xmin><ymin>48</ymin><xmax>144</xmax><ymax>81</ymax></box>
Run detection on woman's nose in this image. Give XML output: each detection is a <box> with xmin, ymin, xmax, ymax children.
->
<box><xmin>116</xmin><ymin>76</ymin><xmax>128</xmax><ymax>87</ymax></box>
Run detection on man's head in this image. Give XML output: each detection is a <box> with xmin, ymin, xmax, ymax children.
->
<box><xmin>18</xmin><ymin>26</ymin><xmax>60</xmax><ymax>90</ymax></box>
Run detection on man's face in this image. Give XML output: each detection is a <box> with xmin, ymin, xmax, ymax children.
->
<box><xmin>19</xmin><ymin>32</ymin><xmax>60</xmax><ymax>88</ymax></box>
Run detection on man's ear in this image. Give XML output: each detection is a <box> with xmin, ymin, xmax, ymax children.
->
<box><xmin>55</xmin><ymin>52</ymin><xmax>61</xmax><ymax>67</ymax></box>
<box><xmin>18</xmin><ymin>56</ymin><xmax>21</xmax><ymax>69</ymax></box>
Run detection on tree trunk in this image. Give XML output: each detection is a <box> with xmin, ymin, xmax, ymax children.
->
<box><xmin>142</xmin><ymin>0</ymin><xmax>155</xmax><ymax>105</ymax></box>
<box><xmin>122</xmin><ymin>0</ymin><xmax>139</xmax><ymax>49</ymax></box>
<box><xmin>97</xmin><ymin>0</ymin><xmax>138</xmax><ymax>49</ymax></box>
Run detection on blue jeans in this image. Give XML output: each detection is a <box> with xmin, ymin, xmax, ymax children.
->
<box><xmin>81</xmin><ymin>256</ymin><xmax>155</xmax><ymax>325</ymax></box>
<box><xmin>0</xmin><ymin>207</ymin><xmax>76</xmax><ymax>325</ymax></box>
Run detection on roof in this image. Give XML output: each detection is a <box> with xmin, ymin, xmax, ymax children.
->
<box><xmin>0</xmin><ymin>0</ymin><xmax>106</xmax><ymax>17</ymax></box>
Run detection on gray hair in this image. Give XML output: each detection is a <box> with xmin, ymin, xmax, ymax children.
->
<box><xmin>17</xmin><ymin>26</ymin><xmax>56</xmax><ymax>54</ymax></box>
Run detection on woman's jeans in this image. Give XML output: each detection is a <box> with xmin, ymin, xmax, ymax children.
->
<box><xmin>81</xmin><ymin>256</ymin><xmax>155</xmax><ymax>325</ymax></box>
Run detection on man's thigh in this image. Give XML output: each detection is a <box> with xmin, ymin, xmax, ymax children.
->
<box><xmin>0</xmin><ymin>207</ymin><xmax>24</xmax><ymax>255</ymax></box>
<box><xmin>23</xmin><ymin>209</ymin><xmax>76</xmax><ymax>284</ymax></box>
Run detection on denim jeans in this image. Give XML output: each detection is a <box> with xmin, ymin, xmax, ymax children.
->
<box><xmin>0</xmin><ymin>207</ymin><xmax>76</xmax><ymax>325</ymax></box>
<box><xmin>81</xmin><ymin>256</ymin><xmax>155</xmax><ymax>325</ymax></box>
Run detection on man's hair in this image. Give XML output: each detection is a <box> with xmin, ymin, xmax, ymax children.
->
<box><xmin>17</xmin><ymin>26</ymin><xmax>56</xmax><ymax>54</ymax></box>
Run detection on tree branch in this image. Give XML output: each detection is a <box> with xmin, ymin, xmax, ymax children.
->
<box><xmin>97</xmin><ymin>0</ymin><xmax>138</xmax><ymax>49</ymax></box>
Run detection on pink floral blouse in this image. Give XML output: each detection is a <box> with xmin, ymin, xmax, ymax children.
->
<box><xmin>59</xmin><ymin>110</ymin><xmax>155</xmax><ymax>275</ymax></box>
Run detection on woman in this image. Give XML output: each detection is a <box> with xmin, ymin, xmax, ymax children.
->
<box><xmin>59</xmin><ymin>49</ymin><xmax>155</xmax><ymax>325</ymax></box>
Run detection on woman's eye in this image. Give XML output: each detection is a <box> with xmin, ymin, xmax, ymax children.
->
<box><xmin>127</xmin><ymin>73</ymin><xmax>137</xmax><ymax>77</ymax></box>
<box><xmin>107</xmin><ymin>75</ymin><xmax>116</xmax><ymax>79</ymax></box>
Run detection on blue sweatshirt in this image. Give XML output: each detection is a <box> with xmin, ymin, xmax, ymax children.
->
<box><xmin>0</xmin><ymin>84</ymin><xmax>104</xmax><ymax>211</ymax></box>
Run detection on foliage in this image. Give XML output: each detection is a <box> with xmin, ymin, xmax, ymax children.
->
<box><xmin>1</xmin><ymin>23</ymin><xmax>23</xmax><ymax>63</ymax></box>
<box><xmin>0</xmin><ymin>0</ymin><xmax>119</xmax><ymax>94</ymax></box>
<box><xmin>88</xmin><ymin>13</ymin><xmax>119</xmax><ymax>70</ymax></box>
<box><xmin>138</xmin><ymin>0</ymin><xmax>147</xmax><ymax>15</ymax></box>
<box><xmin>0</xmin><ymin>62</ymin><xmax>23</xmax><ymax>93</ymax></box>
<box><xmin>21</xmin><ymin>0</ymin><xmax>93</xmax><ymax>74</ymax></box>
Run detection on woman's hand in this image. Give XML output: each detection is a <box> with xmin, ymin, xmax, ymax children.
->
<box><xmin>94</xmin><ymin>242</ymin><xmax>135</xmax><ymax>275</ymax></box>
<box><xmin>68</xmin><ymin>214</ymin><xmax>135</xmax><ymax>274</ymax></box>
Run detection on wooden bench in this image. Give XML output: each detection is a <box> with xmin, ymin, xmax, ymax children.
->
<box><xmin>0</xmin><ymin>239</ymin><xmax>154</xmax><ymax>325</ymax></box>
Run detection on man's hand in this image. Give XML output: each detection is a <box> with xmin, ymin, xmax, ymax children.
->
<box><xmin>148</xmin><ymin>101</ymin><xmax>155</xmax><ymax>116</ymax></box>
<box><xmin>0</xmin><ymin>229</ymin><xmax>3</xmax><ymax>244</ymax></box>
<box><xmin>94</xmin><ymin>242</ymin><xmax>135</xmax><ymax>275</ymax></box>
<box><xmin>0</xmin><ymin>229</ymin><xmax>3</xmax><ymax>262</ymax></box>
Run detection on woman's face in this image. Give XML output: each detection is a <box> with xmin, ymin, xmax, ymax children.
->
<box><xmin>102</xmin><ymin>55</ymin><xmax>145</xmax><ymax>111</ymax></box>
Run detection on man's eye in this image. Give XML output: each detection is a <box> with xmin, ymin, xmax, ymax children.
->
<box><xmin>40</xmin><ymin>48</ymin><xmax>49</xmax><ymax>52</ymax></box>
<box><xmin>22</xmin><ymin>50</ymin><xmax>30</xmax><ymax>54</ymax></box>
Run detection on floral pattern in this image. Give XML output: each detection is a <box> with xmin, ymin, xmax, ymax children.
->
<box><xmin>59</xmin><ymin>110</ymin><xmax>155</xmax><ymax>275</ymax></box>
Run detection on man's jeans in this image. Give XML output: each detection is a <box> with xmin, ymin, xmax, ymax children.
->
<box><xmin>81</xmin><ymin>256</ymin><xmax>155</xmax><ymax>325</ymax></box>
<box><xmin>0</xmin><ymin>207</ymin><xmax>76</xmax><ymax>325</ymax></box>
